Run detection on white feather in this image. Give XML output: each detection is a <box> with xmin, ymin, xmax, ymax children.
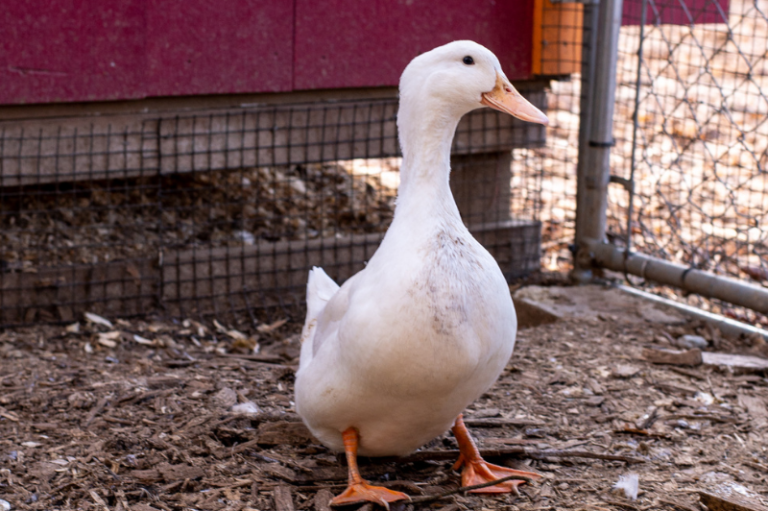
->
<box><xmin>614</xmin><ymin>474</ymin><xmax>639</xmax><ymax>501</ymax></box>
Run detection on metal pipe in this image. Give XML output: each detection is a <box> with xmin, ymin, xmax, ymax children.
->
<box><xmin>575</xmin><ymin>1</ymin><xmax>600</xmax><ymax>163</ymax></box>
<box><xmin>573</xmin><ymin>0</ymin><xmax>626</xmax><ymax>282</ymax></box>
<box><xmin>572</xmin><ymin>2</ymin><xmax>599</xmax><ymax>283</ymax></box>
<box><xmin>590</xmin><ymin>240</ymin><xmax>768</xmax><ymax>315</ymax></box>
<box><xmin>616</xmin><ymin>284</ymin><xmax>768</xmax><ymax>341</ymax></box>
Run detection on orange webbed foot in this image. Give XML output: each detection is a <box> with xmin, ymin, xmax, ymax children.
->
<box><xmin>456</xmin><ymin>457</ymin><xmax>542</xmax><ymax>494</ymax></box>
<box><xmin>452</xmin><ymin>414</ymin><xmax>542</xmax><ymax>495</ymax></box>
<box><xmin>331</xmin><ymin>481</ymin><xmax>410</xmax><ymax>509</ymax></box>
<box><xmin>332</xmin><ymin>427</ymin><xmax>410</xmax><ymax>509</ymax></box>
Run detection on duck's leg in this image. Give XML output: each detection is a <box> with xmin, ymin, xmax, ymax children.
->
<box><xmin>330</xmin><ymin>427</ymin><xmax>410</xmax><ymax>510</ymax></box>
<box><xmin>451</xmin><ymin>414</ymin><xmax>542</xmax><ymax>494</ymax></box>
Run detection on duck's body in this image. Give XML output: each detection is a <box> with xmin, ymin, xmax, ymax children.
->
<box><xmin>294</xmin><ymin>40</ymin><xmax>548</xmax><ymax>507</ymax></box>
<box><xmin>296</xmin><ymin>207</ymin><xmax>515</xmax><ymax>456</ymax></box>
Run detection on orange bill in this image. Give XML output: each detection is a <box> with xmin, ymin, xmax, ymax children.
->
<box><xmin>481</xmin><ymin>72</ymin><xmax>549</xmax><ymax>125</ymax></box>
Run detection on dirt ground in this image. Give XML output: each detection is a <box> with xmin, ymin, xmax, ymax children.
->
<box><xmin>0</xmin><ymin>162</ymin><xmax>397</xmax><ymax>270</ymax></box>
<box><xmin>1</xmin><ymin>282</ymin><xmax>767</xmax><ymax>511</ymax></box>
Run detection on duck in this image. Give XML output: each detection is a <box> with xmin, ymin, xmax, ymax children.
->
<box><xmin>295</xmin><ymin>40</ymin><xmax>549</xmax><ymax>508</ymax></box>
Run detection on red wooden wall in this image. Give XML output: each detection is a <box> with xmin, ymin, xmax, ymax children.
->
<box><xmin>0</xmin><ymin>0</ymin><xmax>728</xmax><ymax>106</ymax></box>
<box><xmin>0</xmin><ymin>1</ymin><xmax>294</xmax><ymax>105</ymax></box>
<box><xmin>294</xmin><ymin>1</ymin><xmax>534</xmax><ymax>91</ymax></box>
<box><xmin>623</xmin><ymin>0</ymin><xmax>729</xmax><ymax>25</ymax></box>
<box><xmin>0</xmin><ymin>0</ymin><xmax>535</xmax><ymax>106</ymax></box>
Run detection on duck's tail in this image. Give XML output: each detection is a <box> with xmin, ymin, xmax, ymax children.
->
<box><xmin>301</xmin><ymin>267</ymin><xmax>339</xmax><ymax>342</ymax></box>
<box><xmin>299</xmin><ymin>267</ymin><xmax>339</xmax><ymax>370</ymax></box>
<box><xmin>306</xmin><ymin>267</ymin><xmax>339</xmax><ymax>321</ymax></box>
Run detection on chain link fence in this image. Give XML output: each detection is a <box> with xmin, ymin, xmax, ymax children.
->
<box><xmin>603</xmin><ymin>0</ymin><xmax>768</xmax><ymax>324</ymax></box>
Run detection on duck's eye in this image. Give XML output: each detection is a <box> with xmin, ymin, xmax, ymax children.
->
<box><xmin>462</xmin><ymin>56</ymin><xmax>474</xmax><ymax>65</ymax></box>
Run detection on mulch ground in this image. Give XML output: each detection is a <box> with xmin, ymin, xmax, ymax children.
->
<box><xmin>1</xmin><ymin>283</ymin><xmax>767</xmax><ymax>511</ymax></box>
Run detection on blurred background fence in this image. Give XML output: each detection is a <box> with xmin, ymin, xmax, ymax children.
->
<box><xmin>602</xmin><ymin>0</ymin><xmax>768</xmax><ymax>326</ymax></box>
<box><xmin>2</xmin><ymin>0</ymin><xmax>767</xmax><ymax>330</ymax></box>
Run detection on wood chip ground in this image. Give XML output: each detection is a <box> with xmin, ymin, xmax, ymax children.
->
<box><xmin>1</xmin><ymin>284</ymin><xmax>767</xmax><ymax>510</ymax></box>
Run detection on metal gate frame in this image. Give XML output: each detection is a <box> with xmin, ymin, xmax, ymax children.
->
<box><xmin>571</xmin><ymin>0</ymin><xmax>768</xmax><ymax>317</ymax></box>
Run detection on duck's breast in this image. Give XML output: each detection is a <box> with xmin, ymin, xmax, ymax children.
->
<box><xmin>343</xmin><ymin>226</ymin><xmax>516</xmax><ymax>398</ymax></box>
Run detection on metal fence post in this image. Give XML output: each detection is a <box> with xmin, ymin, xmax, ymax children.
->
<box><xmin>572</xmin><ymin>0</ymin><xmax>625</xmax><ymax>283</ymax></box>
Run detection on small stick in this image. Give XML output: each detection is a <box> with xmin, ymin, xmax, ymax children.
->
<box><xmin>215</xmin><ymin>352</ymin><xmax>286</xmax><ymax>364</ymax></box>
<box><xmin>394</xmin><ymin>448</ymin><xmax>645</xmax><ymax>464</ymax></box>
<box><xmin>662</xmin><ymin>413</ymin><xmax>737</xmax><ymax>424</ymax></box>
<box><xmin>163</xmin><ymin>359</ymin><xmax>197</xmax><ymax>367</ymax></box>
<box><xmin>602</xmin><ymin>498</ymin><xmax>638</xmax><ymax>510</ymax></box>
<box><xmin>49</xmin><ymin>480</ymin><xmax>81</xmax><ymax>494</ymax></box>
<box><xmin>744</xmin><ymin>461</ymin><xmax>768</xmax><ymax>473</ymax></box>
<box><xmin>221</xmin><ymin>438</ymin><xmax>262</xmax><ymax>458</ymax></box>
<box><xmin>120</xmin><ymin>389</ymin><xmax>172</xmax><ymax>406</ymax></box>
<box><xmin>83</xmin><ymin>394</ymin><xmax>112</xmax><ymax>427</ymax></box>
<box><xmin>658</xmin><ymin>498</ymin><xmax>699</xmax><ymax>511</ymax></box>
<box><xmin>0</xmin><ymin>406</ymin><xmax>19</xmax><ymax>422</ymax></box>
<box><xmin>409</xmin><ymin>473</ymin><xmax>538</xmax><ymax>504</ymax></box>
<box><xmin>462</xmin><ymin>418</ymin><xmax>545</xmax><ymax>428</ymax></box>
<box><xmin>666</xmin><ymin>366</ymin><xmax>707</xmax><ymax>380</ymax></box>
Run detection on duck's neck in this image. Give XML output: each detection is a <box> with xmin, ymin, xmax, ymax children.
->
<box><xmin>394</xmin><ymin>101</ymin><xmax>463</xmax><ymax>224</ymax></box>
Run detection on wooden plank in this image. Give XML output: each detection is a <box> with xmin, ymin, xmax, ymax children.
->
<box><xmin>451</xmin><ymin>152</ymin><xmax>514</xmax><ymax>225</ymax></box>
<box><xmin>698</xmin><ymin>490</ymin><xmax>767</xmax><ymax>511</ymax></box>
<box><xmin>155</xmin><ymin>102</ymin><xmax>402</xmax><ymax>174</ymax></box>
<box><xmin>160</xmin><ymin>232</ymin><xmax>386</xmax><ymax>318</ymax></box>
<box><xmin>0</xmin><ymin>91</ymin><xmax>547</xmax><ymax>187</ymax></box>
<box><xmin>161</xmin><ymin>220</ymin><xmax>541</xmax><ymax>317</ymax></box>
<box><xmin>642</xmin><ymin>347</ymin><xmax>703</xmax><ymax>366</ymax></box>
<box><xmin>0</xmin><ymin>259</ymin><xmax>157</xmax><ymax>326</ymax></box>
<box><xmin>702</xmin><ymin>352</ymin><xmax>768</xmax><ymax>373</ymax></box>
<box><xmin>0</xmin><ymin>117</ymin><xmax>158</xmax><ymax>187</ymax></box>
<box><xmin>0</xmin><ymin>219</ymin><xmax>540</xmax><ymax>325</ymax></box>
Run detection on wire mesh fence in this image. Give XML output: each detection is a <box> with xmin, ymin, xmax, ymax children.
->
<box><xmin>11</xmin><ymin>0</ymin><xmax>766</xmax><ymax>330</ymax></box>
<box><xmin>0</xmin><ymin>92</ymin><xmax>551</xmax><ymax>327</ymax></box>
<box><xmin>605</xmin><ymin>0</ymin><xmax>768</xmax><ymax>324</ymax></box>
<box><xmin>518</xmin><ymin>0</ymin><xmax>585</xmax><ymax>273</ymax></box>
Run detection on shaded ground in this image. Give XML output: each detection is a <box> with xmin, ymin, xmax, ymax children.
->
<box><xmin>1</xmin><ymin>283</ymin><xmax>767</xmax><ymax>511</ymax></box>
<box><xmin>0</xmin><ymin>163</ymin><xmax>396</xmax><ymax>270</ymax></box>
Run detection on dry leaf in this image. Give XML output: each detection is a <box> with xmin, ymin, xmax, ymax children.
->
<box><xmin>258</xmin><ymin>318</ymin><xmax>289</xmax><ymax>334</ymax></box>
<box><xmin>132</xmin><ymin>334</ymin><xmax>155</xmax><ymax>346</ymax></box>
<box><xmin>84</xmin><ymin>312</ymin><xmax>113</xmax><ymax>329</ymax></box>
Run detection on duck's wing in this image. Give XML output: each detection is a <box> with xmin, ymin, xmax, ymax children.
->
<box><xmin>299</xmin><ymin>267</ymin><xmax>340</xmax><ymax>369</ymax></box>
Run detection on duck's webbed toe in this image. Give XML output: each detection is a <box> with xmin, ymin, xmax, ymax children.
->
<box><xmin>331</xmin><ymin>482</ymin><xmax>409</xmax><ymax>510</ymax></box>
<box><xmin>454</xmin><ymin>455</ymin><xmax>541</xmax><ymax>495</ymax></box>
<box><xmin>452</xmin><ymin>414</ymin><xmax>542</xmax><ymax>495</ymax></box>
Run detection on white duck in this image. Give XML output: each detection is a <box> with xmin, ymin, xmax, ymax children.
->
<box><xmin>295</xmin><ymin>40</ymin><xmax>548</xmax><ymax>508</ymax></box>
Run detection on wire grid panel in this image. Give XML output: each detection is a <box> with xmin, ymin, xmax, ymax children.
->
<box><xmin>607</xmin><ymin>0</ymin><xmax>768</xmax><ymax>319</ymax></box>
<box><xmin>0</xmin><ymin>95</ymin><xmax>546</xmax><ymax>327</ymax></box>
<box><xmin>513</xmin><ymin>80</ymin><xmax>581</xmax><ymax>273</ymax></box>
<box><xmin>520</xmin><ymin>0</ymin><xmax>586</xmax><ymax>272</ymax></box>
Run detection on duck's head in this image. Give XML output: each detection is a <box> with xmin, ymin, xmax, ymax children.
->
<box><xmin>398</xmin><ymin>40</ymin><xmax>548</xmax><ymax>126</ymax></box>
